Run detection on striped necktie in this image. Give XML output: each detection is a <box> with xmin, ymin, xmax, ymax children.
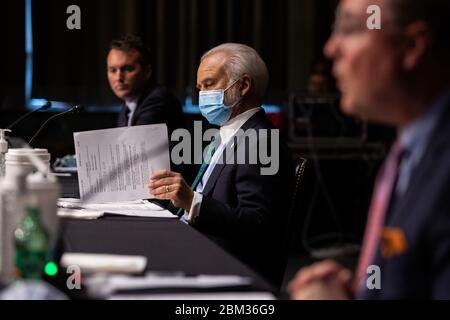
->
<box><xmin>177</xmin><ymin>135</ymin><xmax>220</xmax><ymax>217</ymax></box>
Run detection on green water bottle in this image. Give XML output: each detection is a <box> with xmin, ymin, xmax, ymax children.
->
<box><xmin>14</xmin><ymin>205</ymin><xmax>50</xmax><ymax>279</ymax></box>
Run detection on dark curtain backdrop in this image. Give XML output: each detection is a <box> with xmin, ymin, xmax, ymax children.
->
<box><xmin>30</xmin><ymin>0</ymin><xmax>338</xmax><ymax>108</ymax></box>
<box><xmin>1</xmin><ymin>1</ymin><xmax>25</xmax><ymax>111</ymax></box>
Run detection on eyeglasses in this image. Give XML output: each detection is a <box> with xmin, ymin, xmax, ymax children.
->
<box><xmin>331</xmin><ymin>11</ymin><xmax>403</xmax><ymax>38</ymax></box>
<box><xmin>331</xmin><ymin>10</ymin><xmax>368</xmax><ymax>36</ymax></box>
<box><xmin>332</xmin><ymin>22</ymin><xmax>369</xmax><ymax>37</ymax></box>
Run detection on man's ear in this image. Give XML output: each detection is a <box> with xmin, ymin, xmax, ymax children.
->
<box><xmin>144</xmin><ymin>65</ymin><xmax>152</xmax><ymax>80</ymax></box>
<box><xmin>239</xmin><ymin>74</ymin><xmax>252</xmax><ymax>97</ymax></box>
<box><xmin>402</xmin><ymin>21</ymin><xmax>433</xmax><ymax>71</ymax></box>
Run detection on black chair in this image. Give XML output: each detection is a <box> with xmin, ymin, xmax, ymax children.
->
<box><xmin>287</xmin><ymin>157</ymin><xmax>360</xmax><ymax>265</ymax></box>
<box><xmin>283</xmin><ymin>157</ymin><xmax>309</xmax><ymax>256</ymax></box>
<box><xmin>278</xmin><ymin>158</ymin><xmax>309</xmax><ymax>289</ymax></box>
<box><xmin>289</xmin><ymin>158</ymin><xmax>308</xmax><ymax>216</ymax></box>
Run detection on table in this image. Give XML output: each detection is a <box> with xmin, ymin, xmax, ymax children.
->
<box><xmin>59</xmin><ymin>215</ymin><xmax>274</xmax><ymax>298</ymax></box>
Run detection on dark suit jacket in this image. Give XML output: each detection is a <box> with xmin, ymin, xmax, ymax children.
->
<box><xmin>192</xmin><ymin>110</ymin><xmax>295</xmax><ymax>287</ymax></box>
<box><xmin>117</xmin><ymin>82</ymin><xmax>185</xmax><ymax>136</ymax></box>
<box><xmin>360</xmin><ymin>103</ymin><xmax>450</xmax><ymax>299</ymax></box>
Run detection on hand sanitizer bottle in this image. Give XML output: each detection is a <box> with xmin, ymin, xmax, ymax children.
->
<box><xmin>0</xmin><ymin>129</ymin><xmax>11</xmax><ymax>178</ymax></box>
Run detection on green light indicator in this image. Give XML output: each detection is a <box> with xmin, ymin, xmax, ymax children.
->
<box><xmin>44</xmin><ymin>261</ymin><xmax>58</xmax><ymax>276</ymax></box>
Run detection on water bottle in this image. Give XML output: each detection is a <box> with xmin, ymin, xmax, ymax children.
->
<box><xmin>0</xmin><ymin>174</ymin><xmax>28</xmax><ymax>285</ymax></box>
<box><xmin>5</xmin><ymin>148</ymin><xmax>59</xmax><ymax>244</ymax></box>
<box><xmin>0</xmin><ymin>148</ymin><xmax>59</xmax><ymax>285</ymax></box>
<box><xmin>14</xmin><ymin>197</ymin><xmax>51</xmax><ymax>279</ymax></box>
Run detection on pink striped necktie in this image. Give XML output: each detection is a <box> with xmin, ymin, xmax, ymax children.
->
<box><xmin>354</xmin><ymin>140</ymin><xmax>404</xmax><ymax>292</ymax></box>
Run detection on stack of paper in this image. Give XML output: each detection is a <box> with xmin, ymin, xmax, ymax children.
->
<box><xmin>60</xmin><ymin>253</ymin><xmax>147</xmax><ymax>274</ymax></box>
<box><xmin>84</xmin><ymin>273</ymin><xmax>254</xmax><ymax>298</ymax></box>
<box><xmin>109</xmin><ymin>292</ymin><xmax>276</xmax><ymax>300</ymax></box>
<box><xmin>57</xmin><ymin>208</ymin><xmax>104</xmax><ymax>220</ymax></box>
<box><xmin>57</xmin><ymin>198</ymin><xmax>176</xmax><ymax>219</ymax></box>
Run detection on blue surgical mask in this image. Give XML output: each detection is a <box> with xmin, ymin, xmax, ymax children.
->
<box><xmin>199</xmin><ymin>79</ymin><xmax>241</xmax><ymax>126</ymax></box>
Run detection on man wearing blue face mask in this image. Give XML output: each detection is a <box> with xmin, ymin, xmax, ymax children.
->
<box><xmin>149</xmin><ymin>43</ymin><xmax>294</xmax><ymax>287</ymax></box>
<box><xmin>197</xmin><ymin>78</ymin><xmax>242</xmax><ymax>125</ymax></box>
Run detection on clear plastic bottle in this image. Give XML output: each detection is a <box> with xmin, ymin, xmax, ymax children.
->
<box><xmin>15</xmin><ymin>198</ymin><xmax>50</xmax><ymax>280</ymax></box>
<box><xmin>0</xmin><ymin>174</ymin><xmax>27</xmax><ymax>285</ymax></box>
<box><xmin>1</xmin><ymin>147</ymin><xmax>60</xmax><ymax>286</ymax></box>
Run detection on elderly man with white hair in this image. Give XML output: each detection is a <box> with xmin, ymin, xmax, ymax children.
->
<box><xmin>149</xmin><ymin>43</ymin><xmax>294</xmax><ymax>287</ymax></box>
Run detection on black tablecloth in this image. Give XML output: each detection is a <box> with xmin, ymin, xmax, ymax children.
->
<box><xmin>60</xmin><ymin>216</ymin><xmax>273</xmax><ymax>294</ymax></box>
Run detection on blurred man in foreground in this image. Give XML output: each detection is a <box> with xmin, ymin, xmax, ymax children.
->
<box><xmin>289</xmin><ymin>0</ymin><xmax>450</xmax><ymax>299</ymax></box>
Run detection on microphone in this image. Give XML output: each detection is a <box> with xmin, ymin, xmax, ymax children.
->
<box><xmin>28</xmin><ymin>105</ymin><xmax>84</xmax><ymax>146</ymax></box>
<box><xmin>7</xmin><ymin>101</ymin><xmax>52</xmax><ymax>130</ymax></box>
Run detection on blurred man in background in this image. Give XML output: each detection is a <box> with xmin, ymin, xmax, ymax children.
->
<box><xmin>307</xmin><ymin>60</ymin><xmax>335</xmax><ymax>95</ymax></box>
<box><xmin>289</xmin><ymin>0</ymin><xmax>450</xmax><ymax>299</ymax></box>
<box><xmin>107</xmin><ymin>35</ymin><xmax>192</xmax><ymax>182</ymax></box>
<box><xmin>107</xmin><ymin>35</ymin><xmax>185</xmax><ymax>134</ymax></box>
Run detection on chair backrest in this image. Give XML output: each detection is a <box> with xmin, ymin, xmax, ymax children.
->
<box><xmin>289</xmin><ymin>157</ymin><xmax>308</xmax><ymax>216</ymax></box>
<box><xmin>284</xmin><ymin>157</ymin><xmax>309</xmax><ymax>251</ymax></box>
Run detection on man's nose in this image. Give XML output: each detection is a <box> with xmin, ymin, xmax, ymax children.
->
<box><xmin>111</xmin><ymin>72</ymin><xmax>123</xmax><ymax>83</ymax></box>
<box><xmin>324</xmin><ymin>34</ymin><xmax>339</xmax><ymax>59</ymax></box>
<box><xmin>113</xmin><ymin>70</ymin><xmax>124</xmax><ymax>82</ymax></box>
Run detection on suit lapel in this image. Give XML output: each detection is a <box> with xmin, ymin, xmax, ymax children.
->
<box><xmin>130</xmin><ymin>82</ymin><xmax>157</xmax><ymax>125</ymax></box>
<box><xmin>202</xmin><ymin>161</ymin><xmax>227</xmax><ymax>196</ymax></box>
<box><xmin>117</xmin><ymin>103</ymin><xmax>128</xmax><ymax>127</ymax></box>
<box><xmin>387</xmin><ymin>103</ymin><xmax>450</xmax><ymax>226</ymax></box>
<box><xmin>129</xmin><ymin>97</ymin><xmax>144</xmax><ymax>126</ymax></box>
<box><xmin>202</xmin><ymin>110</ymin><xmax>268</xmax><ymax>196</ymax></box>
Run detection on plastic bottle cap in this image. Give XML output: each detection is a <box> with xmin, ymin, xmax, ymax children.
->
<box><xmin>5</xmin><ymin>149</ymin><xmax>51</xmax><ymax>163</ymax></box>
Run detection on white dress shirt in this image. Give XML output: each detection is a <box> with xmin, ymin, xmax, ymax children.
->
<box><xmin>183</xmin><ymin>107</ymin><xmax>262</xmax><ymax>224</ymax></box>
<box><xmin>125</xmin><ymin>97</ymin><xmax>139</xmax><ymax>127</ymax></box>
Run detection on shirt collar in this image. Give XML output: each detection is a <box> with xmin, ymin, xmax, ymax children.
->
<box><xmin>398</xmin><ymin>88</ymin><xmax>450</xmax><ymax>159</ymax></box>
<box><xmin>220</xmin><ymin>107</ymin><xmax>262</xmax><ymax>144</ymax></box>
<box><xmin>125</xmin><ymin>96</ymin><xmax>139</xmax><ymax>113</ymax></box>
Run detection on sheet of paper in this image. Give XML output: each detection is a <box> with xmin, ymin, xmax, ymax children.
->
<box><xmin>60</xmin><ymin>253</ymin><xmax>147</xmax><ymax>274</ymax></box>
<box><xmin>57</xmin><ymin>198</ymin><xmax>177</xmax><ymax>219</ymax></box>
<box><xmin>84</xmin><ymin>274</ymin><xmax>253</xmax><ymax>298</ymax></box>
<box><xmin>57</xmin><ymin>208</ymin><xmax>104</xmax><ymax>220</ymax></box>
<box><xmin>109</xmin><ymin>292</ymin><xmax>276</xmax><ymax>300</ymax></box>
<box><xmin>74</xmin><ymin>124</ymin><xmax>170</xmax><ymax>203</ymax></box>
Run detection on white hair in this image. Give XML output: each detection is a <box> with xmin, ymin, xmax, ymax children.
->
<box><xmin>201</xmin><ymin>43</ymin><xmax>269</xmax><ymax>103</ymax></box>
